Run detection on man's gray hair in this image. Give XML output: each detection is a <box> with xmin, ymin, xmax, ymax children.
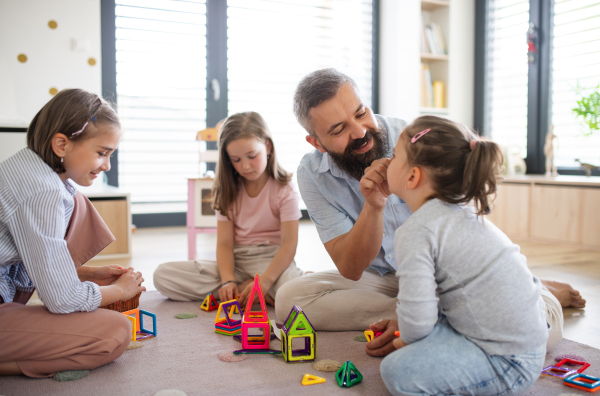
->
<box><xmin>293</xmin><ymin>68</ymin><xmax>359</xmax><ymax>136</ymax></box>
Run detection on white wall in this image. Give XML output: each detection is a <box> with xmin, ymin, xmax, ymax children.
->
<box><xmin>0</xmin><ymin>0</ymin><xmax>102</xmax><ymax>127</ymax></box>
<box><xmin>379</xmin><ymin>0</ymin><xmax>475</xmax><ymax>128</ymax></box>
<box><xmin>379</xmin><ymin>0</ymin><xmax>421</xmax><ymax>122</ymax></box>
<box><xmin>448</xmin><ymin>0</ymin><xmax>475</xmax><ymax>127</ymax></box>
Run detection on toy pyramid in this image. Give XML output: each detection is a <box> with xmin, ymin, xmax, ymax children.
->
<box><xmin>200</xmin><ymin>293</ymin><xmax>218</xmax><ymax>312</ymax></box>
<box><xmin>281</xmin><ymin>305</ymin><xmax>316</xmax><ymax>362</ymax></box>
<box><xmin>233</xmin><ymin>274</ymin><xmax>280</xmax><ymax>355</ymax></box>
<box><xmin>335</xmin><ymin>360</ymin><xmax>363</xmax><ymax>388</ymax></box>
<box><xmin>242</xmin><ymin>274</ymin><xmax>269</xmax><ymax>323</ymax></box>
<box><xmin>302</xmin><ymin>374</ymin><xmax>326</xmax><ymax>386</ymax></box>
<box><xmin>214</xmin><ymin>299</ymin><xmax>242</xmax><ymax>336</ymax></box>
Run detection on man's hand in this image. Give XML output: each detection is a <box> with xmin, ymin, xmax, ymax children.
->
<box><xmin>392</xmin><ymin>336</ymin><xmax>408</xmax><ymax>350</ymax></box>
<box><xmin>360</xmin><ymin>158</ymin><xmax>392</xmax><ymax>209</ymax></box>
<box><xmin>365</xmin><ymin>319</ymin><xmax>399</xmax><ymax>357</ymax></box>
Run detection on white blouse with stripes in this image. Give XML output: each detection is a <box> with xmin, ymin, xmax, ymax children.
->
<box><xmin>0</xmin><ymin>148</ymin><xmax>102</xmax><ymax>313</ymax></box>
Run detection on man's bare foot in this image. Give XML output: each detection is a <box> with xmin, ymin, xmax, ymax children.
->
<box><xmin>542</xmin><ymin>279</ymin><xmax>586</xmax><ymax>308</ymax></box>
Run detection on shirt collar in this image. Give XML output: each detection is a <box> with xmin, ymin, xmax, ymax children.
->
<box><xmin>63</xmin><ymin>180</ymin><xmax>77</xmax><ymax>197</ymax></box>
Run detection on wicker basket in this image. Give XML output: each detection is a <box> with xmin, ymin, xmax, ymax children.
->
<box><xmin>100</xmin><ymin>292</ymin><xmax>141</xmax><ymax>313</ymax></box>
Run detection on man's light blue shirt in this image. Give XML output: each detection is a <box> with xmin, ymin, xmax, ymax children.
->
<box><xmin>297</xmin><ymin>115</ymin><xmax>411</xmax><ymax>275</ymax></box>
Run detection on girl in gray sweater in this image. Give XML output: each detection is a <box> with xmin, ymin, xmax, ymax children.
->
<box><xmin>380</xmin><ymin>115</ymin><xmax>549</xmax><ymax>396</ymax></box>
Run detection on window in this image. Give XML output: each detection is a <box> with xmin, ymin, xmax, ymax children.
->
<box><xmin>104</xmin><ymin>0</ymin><xmax>378</xmax><ymax>219</ymax></box>
<box><xmin>480</xmin><ymin>0</ymin><xmax>600</xmax><ymax>174</ymax></box>
<box><xmin>551</xmin><ymin>0</ymin><xmax>600</xmax><ymax>168</ymax></box>
<box><xmin>115</xmin><ymin>0</ymin><xmax>208</xmax><ymax>214</ymax></box>
<box><xmin>227</xmin><ymin>0</ymin><xmax>374</xmax><ymax>187</ymax></box>
<box><xmin>486</xmin><ymin>0</ymin><xmax>530</xmax><ymax>159</ymax></box>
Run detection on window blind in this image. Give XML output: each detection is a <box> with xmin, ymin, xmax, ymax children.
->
<box><xmin>551</xmin><ymin>0</ymin><xmax>600</xmax><ymax>167</ymax></box>
<box><xmin>226</xmin><ymin>0</ymin><xmax>374</xmax><ymax>205</ymax></box>
<box><xmin>486</xmin><ymin>0</ymin><xmax>530</xmax><ymax>158</ymax></box>
<box><xmin>115</xmin><ymin>0</ymin><xmax>207</xmax><ymax>213</ymax></box>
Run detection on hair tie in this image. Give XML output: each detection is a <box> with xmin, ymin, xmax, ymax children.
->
<box><xmin>469</xmin><ymin>140</ymin><xmax>478</xmax><ymax>151</ymax></box>
<box><xmin>411</xmin><ymin>128</ymin><xmax>431</xmax><ymax>143</ymax></box>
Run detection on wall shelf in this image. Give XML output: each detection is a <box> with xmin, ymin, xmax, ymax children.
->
<box><xmin>421</xmin><ymin>0</ymin><xmax>450</xmax><ymax>11</ymax></box>
<box><xmin>421</xmin><ymin>53</ymin><xmax>449</xmax><ymax>61</ymax></box>
<box><xmin>420</xmin><ymin>107</ymin><xmax>449</xmax><ymax>115</ymax></box>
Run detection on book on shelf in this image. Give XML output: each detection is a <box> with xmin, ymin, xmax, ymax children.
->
<box><xmin>422</xmin><ymin>22</ymin><xmax>446</xmax><ymax>55</ymax></box>
<box><xmin>421</xmin><ymin>63</ymin><xmax>434</xmax><ymax>108</ymax></box>
<box><xmin>421</xmin><ymin>64</ymin><xmax>445</xmax><ymax>109</ymax></box>
<box><xmin>433</xmin><ymin>81</ymin><xmax>444</xmax><ymax>108</ymax></box>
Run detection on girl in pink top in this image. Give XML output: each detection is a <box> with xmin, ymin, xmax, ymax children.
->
<box><xmin>153</xmin><ymin>112</ymin><xmax>303</xmax><ymax>307</ymax></box>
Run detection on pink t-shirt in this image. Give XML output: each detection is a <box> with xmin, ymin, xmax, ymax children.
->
<box><xmin>215</xmin><ymin>178</ymin><xmax>301</xmax><ymax>246</ymax></box>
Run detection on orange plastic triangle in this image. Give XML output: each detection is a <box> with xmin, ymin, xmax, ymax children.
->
<box><xmin>243</xmin><ymin>274</ymin><xmax>269</xmax><ymax>323</ymax></box>
<box><xmin>302</xmin><ymin>374</ymin><xmax>326</xmax><ymax>386</ymax></box>
<box><xmin>201</xmin><ymin>293</ymin><xmax>218</xmax><ymax>311</ymax></box>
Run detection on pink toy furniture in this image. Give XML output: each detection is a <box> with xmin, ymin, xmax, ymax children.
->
<box><xmin>187</xmin><ymin>177</ymin><xmax>217</xmax><ymax>260</ymax></box>
<box><xmin>187</xmin><ymin>127</ymin><xmax>220</xmax><ymax>260</ymax></box>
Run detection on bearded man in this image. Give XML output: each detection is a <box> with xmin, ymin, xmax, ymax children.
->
<box><xmin>274</xmin><ymin>68</ymin><xmax>583</xmax><ymax>358</ymax></box>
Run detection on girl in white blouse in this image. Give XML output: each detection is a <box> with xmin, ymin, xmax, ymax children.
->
<box><xmin>0</xmin><ymin>89</ymin><xmax>145</xmax><ymax>378</ymax></box>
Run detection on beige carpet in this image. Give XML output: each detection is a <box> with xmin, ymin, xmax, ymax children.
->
<box><xmin>1</xmin><ymin>291</ymin><xmax>598</xmax><ymax>396</ymax></box>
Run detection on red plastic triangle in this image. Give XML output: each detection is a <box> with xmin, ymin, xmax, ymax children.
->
<box><xmin>243</xmin><ymin>274</ymin><xmax>269</xmax><ymax>322</ymax></box>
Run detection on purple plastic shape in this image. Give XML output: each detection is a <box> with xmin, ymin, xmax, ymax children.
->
<box><xmin>541</xmin><ymin>364</ymin><xmax>577</xmax><ymax>379</ymax></box>
<box><xmin>221</xmin><ymin>300</ymin><xmax>243</xmax><ymax>326</ymax></box>
<box><xmin>281</xmin><ymin>305</ymin><xmax>315</xmax><ymax>336</ymax></box>
<box><xmin>233</xmin><ymin>348</ymin><xmax>281</xmax><ymax>355</ymax></box>
<box><xmin>291</xmin><ymin>336</ymin><xmax>313</xmax><ymax>356</ymax></box>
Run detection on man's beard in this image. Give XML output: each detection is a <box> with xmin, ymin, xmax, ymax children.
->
<box><xmin>325</xmin><ymin>123</ymin><xmax>391</xmax><ymax>180</ymax></box>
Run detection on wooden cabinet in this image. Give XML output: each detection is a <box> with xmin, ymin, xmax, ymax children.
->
<box><xmin>79</xmin><ymin>184</ymin><xmax>132</xmax><ymax>260</ymax></box>
<box><xmin>488</xmin><ymin>183</ymin><xmax>530</xmax><ymax>236</ymax></box>
<box><xmin>90</xmin><ymin>198</ymin><xmax>130</xmax><ymax>256</ymax></box>
<box><xmin>491</xmin><ymin>176</ymin><xmax>600</xmax><ymax>250</ymax></box>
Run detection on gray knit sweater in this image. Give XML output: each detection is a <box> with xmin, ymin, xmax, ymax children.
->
<box><xmin>394</xmin><ymin>198</ymin><xmax>548</xmax><ymax>356</ymax></box>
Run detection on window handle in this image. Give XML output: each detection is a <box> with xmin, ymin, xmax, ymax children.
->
<box><xmin>210</xmin><ymin>78</ymin><xmax>221</xmax><ymax>101</ymax></box>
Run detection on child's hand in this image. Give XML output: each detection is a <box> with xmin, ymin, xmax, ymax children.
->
<box><xmin>219</xmin><ymin>281</ymin><xmax>239</xmax><ymax>303</ymax></box>
<box><xmin>238</xmin><ymin>279</ymin><xmax>274</xmax><ymax>308</ymax></box>
<box><xmin>114</xmin><ymin>267</ymin><xmax>146</xmax><ymax>300</ymax></box>
<box><xmin>392</xmin><ymin>336</ymin><xmax>408</xmax><ymax>350</ymax></box>
<box><xmin>360</xmin><ymin>158</ymin><xmax>392</xmax><ymax>209</ymax></box>
<box><xmin>365</xmin><ymin>319</ymin><xmax>399</xmax><ymax>357</ymax></box>
<box><xmin>90</xmin><ymin>265</ymin><xmax>127</xmax><ymax>286</ymax></box>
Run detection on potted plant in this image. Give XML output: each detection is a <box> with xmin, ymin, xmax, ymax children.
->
<box><xmin>571</xmin><ymin>85</ymin><xmax>600</xmax><ymax>176</ymax></box>
<box><xmin>572</xmin><ymin>85</ymin><xmax>600</xmax><ymax>137</ymax></box>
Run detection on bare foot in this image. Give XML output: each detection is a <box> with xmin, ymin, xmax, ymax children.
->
<box><xmin>542</xmin><ymin>279</ymin><xmax>586</xmax><ymax>308</ymax></box>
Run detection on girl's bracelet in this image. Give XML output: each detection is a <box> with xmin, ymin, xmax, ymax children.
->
<box><xmin>221</xmin><ymin>280</ymin><xmax>237</xmax><ymax>287</ymax></box>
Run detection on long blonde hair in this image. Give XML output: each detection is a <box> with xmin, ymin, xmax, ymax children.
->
<box><xmin>212</xmin><ymin>112</ymin><xmax>292</xmax><ymax>219</ymax></box>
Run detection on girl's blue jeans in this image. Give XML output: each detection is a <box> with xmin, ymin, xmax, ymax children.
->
<box><xmin>380</xmin><ymin>317</ymin><xmax>546</xmax><ymax>396</ymax></box>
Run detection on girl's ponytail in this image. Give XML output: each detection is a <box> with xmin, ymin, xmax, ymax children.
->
<box><xmin>402</xmin><ymin>115</ymin><xmax>504</xmax><ymax>217</ymax></box>
<box><xmin>462</xmin><ymin>140</ymin><xmax>504</xmax><ymax>216</ymax></box>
